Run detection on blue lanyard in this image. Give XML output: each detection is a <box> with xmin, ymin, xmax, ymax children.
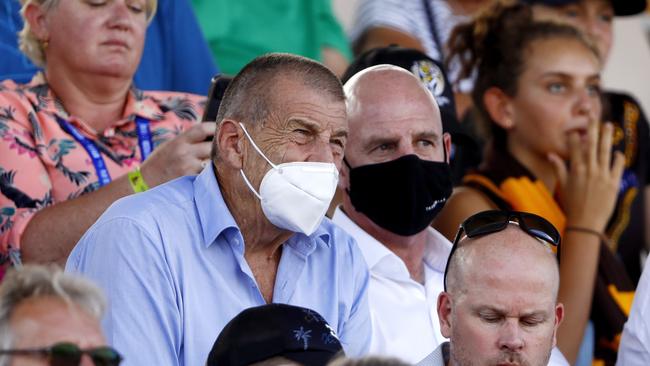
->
<box><xmin>55</xmin><ymin>116</ymin><xmax>153</xmax><ymax>187</ymax></box>
<box><xmin>135</xmin><ymin>116</ymin><xmax>153</xmax><ymax>160</ymax></box>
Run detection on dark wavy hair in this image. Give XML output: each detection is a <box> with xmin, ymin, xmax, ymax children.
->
<box><xmin>446</xmin><ymin>0</ymin><xmax>600</xmax><ymax>150</ymax></box>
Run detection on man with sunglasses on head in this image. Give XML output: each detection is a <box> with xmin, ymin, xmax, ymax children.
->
<box><xmin>418</xmin><ymin>210</ymin><xmax>565</xmax><ymax>366</ymax></box>
<box><xmin>0</xmin><ymin>265</ymin><xmax>122</xmax><ymax>366</ymax></box>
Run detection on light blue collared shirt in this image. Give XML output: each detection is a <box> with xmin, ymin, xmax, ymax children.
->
<box><xmin>66</xmin><ymin>164</ymin><xmax>371</xmax><ymax>366</ymax></box>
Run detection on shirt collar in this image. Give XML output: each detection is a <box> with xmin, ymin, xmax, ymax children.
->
<box><xmin>331</xmin><ymin>207</ymin><xmax>392</xmax><ymax>269</ymax></box>
<box><xmin>193</xmin><ymin>163</ymin><xmax>240</xmax><ymax>248</ymax></box>
<box><xmin>194</xmin><ymin>163</ymin><xmax>333</xmax><ymax>251</ymax></box>
<box><xmin>24</xmin><ymin>73</ymin><xmax>163</xmax><ymax>131</ymax></box>
<box><xmin>331</xmin><ymin>207</ymin><xmax>452</xmax><ymax>273</ymax></box>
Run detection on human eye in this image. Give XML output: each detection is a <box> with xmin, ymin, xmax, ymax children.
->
<box><xmin>547</xmin><ymin>82</ymin><xmax>566</xmax><ymax>94</ymax></box>
<box><xmin>586</xmin><ymin>83</ymin><xmax>601</xmax><ymax>97</ymax></box>
<box><xmin>85</xmin><ymin>0</ymin><xmax>107</xmax><ymax>7</ymax></box>
<box><xmin>561</xmin><ymin>6</ymin><xmax>581</xmax><ymax>18</ymax></box>
<box><xmin>331</xmin><ymin>137</ymin><xmax>346</xmax><ymax>149</ymax></box>
<box><xmin>417</xmin><ymin>139</ymin><xmax>434</xmax><ymax>148</ymax></box>
<box><xmin>479</xmin><ymin>312</ymin><xmax>502</xmax><ymax>324</ymax></box>
<box><xmin>377</xmin><ymin>143</ymin><xmax>395</xmax><ymax>152</ymax></box>
<box><xmin>520</xmin><ymin>316</ymin><xmax>545</xmax><ymax>327</ymax></box>
<box><xmin>127</xmin><ymin>0</ymin><xmax>145</xmax><ymax>13</ymax></box>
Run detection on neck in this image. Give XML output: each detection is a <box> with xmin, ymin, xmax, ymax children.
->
<box><xmin>45</xmin><ymin>64</ymin><xmax>131</xmax><ymax>133</ymax></box>
<box><xmin>217</xmin><ymin>168</ymin><xmax>292</xmax><ymax>259</ymax></box>
<box><xmin>507</xmin><ymin>143</ymin><xmax>557</xmax><ymax>194</ymax></box>
<box><xmin>342</xmin><ymin>205</ymin><xmax>427</xmax><ymax>283</ymax></box>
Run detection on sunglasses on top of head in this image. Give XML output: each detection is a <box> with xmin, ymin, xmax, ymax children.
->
<box><xmin>443</xmin><ymin>210</ymin><xmax>561</xmax><ymax>292</ymax></box>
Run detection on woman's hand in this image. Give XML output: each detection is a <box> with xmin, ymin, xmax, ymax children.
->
<box><xmin>548</xmin><ymin>118</ymin><xmax>625</xmax><ymax>232</ymax></box>
<box><xmin>140</xmin><ymin>122</ymin><xmax>216</xmax><ymax>187</ymax></box>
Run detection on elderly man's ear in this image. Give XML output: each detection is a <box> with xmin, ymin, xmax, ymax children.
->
<box><xmin>437</xmin><ymin>292</ymin><xmax>453</xmax><ymax>339</ymax></box>
<box><xmin>215</xmin><ymin>120</ymin><xmax>245</xmax><ymax>169</ymax></box>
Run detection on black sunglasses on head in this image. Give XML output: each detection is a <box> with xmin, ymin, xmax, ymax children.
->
<box><xmin>0</xmin><ymin>342</ymin><xmax>122</xmax><ymax>366</ymax></box>
<box><xmin>443</xmin><ymin>210</ymin><xmax>561</xmax><ymax>292</ymax></box>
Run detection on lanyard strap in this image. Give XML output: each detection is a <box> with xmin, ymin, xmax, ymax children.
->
<box><xmin>135</xmin><ymin>116</ymin><xmax>153</xmax><ymax>160</ymax></box>
<box><xmin>55</xmin><ymin>116</ymin><xmax>153</xmax><ymax>187</ymax></box>
<box><xmin>422</xmin><ymin>0</ymin><xmax>444</xmax><ymax>60</ymax></box>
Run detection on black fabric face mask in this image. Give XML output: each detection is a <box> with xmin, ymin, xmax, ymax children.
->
<box><xmin>345</xmin><ymin>154</ymin><xmax>453</xmax><ymax>236</ymax></box>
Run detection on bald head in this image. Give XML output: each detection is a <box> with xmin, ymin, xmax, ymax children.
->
<box><xmin>439</xmin><ymin>225</ymin><xmax>563</xmax><ymax>366</ymax></box>
<box><xmin>344</xmin><ymin>65</ymin><xmax>442</xmax><ymax>140</ymax></box>
<box><xmin>446</xmin><ymin>225</ymin><xmax>560</xmax><ymax>298</ymax></box>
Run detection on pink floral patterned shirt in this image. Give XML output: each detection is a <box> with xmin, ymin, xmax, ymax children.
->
<box><xmin>0</xmin><ymin>74</ymin><xmax>205</xmax><ymax>276</ymax></box>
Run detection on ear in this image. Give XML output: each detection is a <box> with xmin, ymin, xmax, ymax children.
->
<box><xmin>215</xmin><ymin>119</ymin><xmax>245</xmax><ymax>169</ymax></box>
<box><xmin>437</xmin><ymin>292</ymin><xmax>453</xmax><ymax>339</ymax></box>
<box><xmin>443</xmin><ymin>132</ymin><xmax>452</xmax><ymax>164</ymax></box>
<box><xmin>23</xmin><ymin>2</ymin><xmax>50</xmax><ymax>41</ymax></box>
<box><xmin>483</xmin><ymin>87</ymin><xmax>515</xmax><ymax>130</ymax></box>
<box><xmin>551</xmin><ymin>303</ymin><xmax>565</xmax><ymax>348</ymax></box>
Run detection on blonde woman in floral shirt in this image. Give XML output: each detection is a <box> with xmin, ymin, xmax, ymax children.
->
<box><xmin>0</xmin><ymin>0</ymin><xmax>213</xmax><ymax>274</ymax></box>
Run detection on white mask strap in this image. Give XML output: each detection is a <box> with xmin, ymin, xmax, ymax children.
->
<box><xmin>239</xmin><ymin>122</ymin><xmax>278</xmax><ymax>170</ymax></box>
<box><xmin>239</xmin><ymin>170</ymin><xmax>262</xmax><ymax>200</ymax></box>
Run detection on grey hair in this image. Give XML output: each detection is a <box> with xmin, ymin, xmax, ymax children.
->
<box><xmin>0</xmin><ymin>265</ymin><xmax>106</xmax><ymax>366</ymax></box>
<box><xmin>211</xmin><ymin>52</ymin><xmax>345</xmax><ymax>161</ymax></box>
<box><xmin>18</xmin><ymin>0</ymin><xmax>158</xmax><ymax>67</ymax></box>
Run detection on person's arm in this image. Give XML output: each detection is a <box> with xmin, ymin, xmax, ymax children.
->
<box><xmin>432</xmin><ymin>186</ymin><xmax>498</xmax><ymax>240</ymax></box>
<box><xmin>20</xmin><ymin>122</ymin><xmax>215</xmax><ymax>265</ymax></box>
<box><xmin>548</xmin><ymin>121</ymin><xmax>625</xmax><ymax>364</ymax></box>
<box><xmin>66</xmin><ymin>216</ymin><xmax>181</xmax><ymax>366</ymax></box>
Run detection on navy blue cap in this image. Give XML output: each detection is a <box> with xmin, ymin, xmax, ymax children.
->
<box><xmin>521</xmin><ymin>0</ymin><xmax>646</xmax><ymax>16</ymax></box>
<box><xmin>207</xmin><ymin>304</ymin><xmax>344</xmax><ymax>366</ymax></box>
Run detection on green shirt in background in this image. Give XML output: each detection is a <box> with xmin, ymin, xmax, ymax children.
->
<box><xmin>191</xmin><ymin>0</ymin><xmax>352</xmax><ymax>75</ymax></box>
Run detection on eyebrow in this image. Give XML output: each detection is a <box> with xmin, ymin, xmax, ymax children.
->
<box><xmin>540</xmin><ymin>72</ymin><xmax>601</xmax><ymax>82</ymax></box>
<box><xmin>474</xmin><ymin>306</ymin><xmax>548</xmax><ymax>318</ymax></box>
<box><xmin>288</xmin><ymin>118</ymin><xmax>348</xmax><ymax>139</ymax></box>
<box><xmin>362</xmin><ymin>129</ymin><xmax>441</xmax><ymax>150</ymax></box>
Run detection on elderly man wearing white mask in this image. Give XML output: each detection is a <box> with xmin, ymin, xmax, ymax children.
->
<box><xmin>66</xmin><ymin>53</ymin><xmax>371</xmax><ymax>366</ymax></box>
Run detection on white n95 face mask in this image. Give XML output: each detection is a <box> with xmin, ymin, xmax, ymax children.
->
<box><xmin>238</xmin><ymin>123</ymin><xmax>339</xmax><ymax>235</ymax></box>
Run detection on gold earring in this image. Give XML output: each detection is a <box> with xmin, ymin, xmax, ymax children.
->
<box><xmin>42</xmin><ymin>39</ymin><xmax>49</xmax><ymax>49</ymax></box>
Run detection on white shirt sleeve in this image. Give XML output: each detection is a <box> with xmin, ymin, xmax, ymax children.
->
<box><xmin>617</xmin><ymin>260</ymin><xmax>650</xmax><ymax>366</ymax></box>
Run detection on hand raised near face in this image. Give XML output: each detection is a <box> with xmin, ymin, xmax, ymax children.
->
<box><xmin>548</xmin><ymin>117</ymin><xmax>625</xmax><ymax>233</ymax></box>
<box><xmin>140</xmin><ymin>122</ymin><xmax>216</xmax><ymax>187</ymax></box>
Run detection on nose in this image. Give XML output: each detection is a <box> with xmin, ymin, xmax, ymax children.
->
<box><xmin>107</xmin><ymin>1</ymin><xmax>133</xmax><ymax>31</ymax></box>
<box><xmin>80</xmin><ymin>354</ymin><xmax>95</xmax><ymax>366</ymax></box>
<box><xmin>498</xmin><ymin>320</ymin><xmax>525</xmax><ymax>352</ymax></box>
<box><xmin>307</xmin><ymin>138</ymin><xmax>335</xmax><ymax>164</ymax></box>
<box><xmin>573</xmin><ymin>89</ymin><xmax>599</xmax><ymax>119</ymax></box>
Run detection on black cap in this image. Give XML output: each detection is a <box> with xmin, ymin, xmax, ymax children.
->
<box><xmin>342</xmin><ymin>45</ymin><xmax>475</xmax><ymax>147</ymax></box>
<box><xmin>521</xmin><ymin>0</ymin><xmax>647</xmax><ymax>16</ymax></box>
<box><xmin>207</xmin><ymin>304</ymin><xmax>344</xmax><ymax>366</ymax></box>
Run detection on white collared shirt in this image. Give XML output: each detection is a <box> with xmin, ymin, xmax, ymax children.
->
<box><xmin>332</xmin><ymin>207</ymin><xmax>451</xmax><ymax>363</ymax></box>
